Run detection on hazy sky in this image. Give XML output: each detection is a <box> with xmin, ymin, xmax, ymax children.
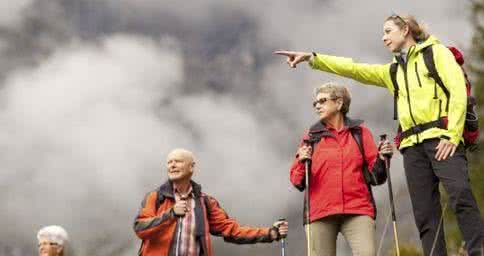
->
<box><xmin>0</xmin><ymin>0</ymin><xmax>473</xmax><ymax>255</ymax></box>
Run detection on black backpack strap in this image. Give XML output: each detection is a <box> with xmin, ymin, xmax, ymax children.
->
<box><xmin>155</xmin><ymin>194</ymin><xmax>165</xmax><ymax>211</ymax></box>
<box><xmin>306</xmin><ymin>121</ymin><xmax>334</xmax><ymax>148</ymax></box>
<box><xmin>350</xmin><ymin>128</ymin><xmax>367</xmax><ymax>167</ymax></box>
<box><xmin>422</xmin><ymin>45</ymin><xmax>450</xmax><ymax>112</ymax></box>
<box><xmin>203</xmin><ymin>195</ymin><xmax>211</xmax><ymax>216</ymax></box>
<box><xmin>350</xmin><ymin>127</ymin><xmax>377</xmax><ymax>218</ymax></box>
<box><xmin>350</xmin><ymin>127</ymin><xmax>376</xmax><ymax>185</ymax></box>
<box><xmin>389</xmin><ymin>63</ymin><xmax>399</xmax><ymax>120</ymax></box>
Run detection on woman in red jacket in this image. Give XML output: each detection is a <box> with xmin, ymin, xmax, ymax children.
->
<box><xmin>290</xmin><ymin>82</ymin><xmax>392</xmax><ymax>256</ymax></box>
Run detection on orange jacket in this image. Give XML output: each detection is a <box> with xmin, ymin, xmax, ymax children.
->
<box><xmin>134</xmin><ymin>181</ymin><xmax>274</xmax><ymax>256</ymax></box>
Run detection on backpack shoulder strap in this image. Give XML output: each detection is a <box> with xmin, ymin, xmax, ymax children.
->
<box><xmin>350</xmin><ymin>127</ymin><xmax>366</xmax><ymax>165</ymax></box>
<box><xmin>203</xmin><ymin>194</ymin><xmax>211</xmax><ymax>216</ymax></box>
<box><xmin>307</xmin><ymin>121</ymin><xmax>333</xmax><ymax>148</ymax></box>
<box><xmin>389</xmin><ymin>62</ymin><xmax>399</xmax><ymax>120</ymax></box>
<box><xmin>422</xmin><ymin>45</ymin><xmax>450</xmax><ymax>111</ymax></box>
<box><xmin>349</xmin><ymin>126</ymin><xmax>378</xmax><ymax>218</ymax></box>
<box><xmin>350</xmin><ymin>127</ymin><xmax>375</xmax><ymax>186</ymax></box>
<box><xmin>155</xmin><ymin>193</ymin><xmax>165</xmax><ymax>211</ymax></box>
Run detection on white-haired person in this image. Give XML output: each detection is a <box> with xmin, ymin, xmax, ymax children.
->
<box><xmin>37</xmin><ymin>225</ymin><xmax>68</xmax><ymax>256</ymax></box>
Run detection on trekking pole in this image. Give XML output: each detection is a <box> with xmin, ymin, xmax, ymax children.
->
<box><xmin>380</xmin><ymin>134</ymin><xmax>400</xmax><ymax>256</ymax></box>
<box><xmin>429</xmin><ymin>201</ymin><xmax>448</xmax><ymax>256</ymax></box>
<box><xmin>278</xmin><ymin>218</ymin><xmax>287</xmax><ymax>256</ymax></box>
<box><xmin>302</xmin><ymin>139</ymin><xmax>312</xmax><ymax>256</ymax></box>
<box><xmin>304</xmin><ymin>158</ymin><xmax>312</xmax><ymax>256</ymax></box>
<box><xmin>376</xmin><ymin>205</ymin><xmax>393</xmax><ymax>256</ymax></box>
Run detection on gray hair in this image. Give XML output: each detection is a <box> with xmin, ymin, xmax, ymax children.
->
<box><xmin>314</xmin><ymin>82</ymin><xmax>351</xmax><ymax>115</ymax></box>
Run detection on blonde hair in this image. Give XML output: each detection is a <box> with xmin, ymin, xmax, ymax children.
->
<box><xmin>386</xmin><ymin>15</ymin><xmax>429</xmax><ymax>42</ymax></box>
<box><xmin>314</xmin><ymin>82</ymin><xmax>351</xmax><ymax>115</ymax></box>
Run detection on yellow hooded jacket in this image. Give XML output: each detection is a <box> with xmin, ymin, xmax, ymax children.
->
<box><xmin>309</xmin><ymin>36</ymin><xmax>467</xmax><ymax>149</ymax></box>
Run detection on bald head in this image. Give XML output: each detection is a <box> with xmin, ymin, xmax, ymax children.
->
<box><xmin>166</xmin><ymin>148</ymin><xmax>196</xmax><ymax>182</ymax></box>
<box><xmin>167</xmin><ymin>148</ymin><xmax>195</xmax><ymax>164</ymax></box>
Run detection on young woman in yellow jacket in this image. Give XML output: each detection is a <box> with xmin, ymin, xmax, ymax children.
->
<box><xmin>275</xmin><ymin>15</ymin><xmax>483</xmax><ymax>256</ymax></box>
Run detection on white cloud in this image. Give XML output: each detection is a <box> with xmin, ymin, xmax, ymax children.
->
<box><xmin>0</xmin><ymin>0</ymin><xmax>33</xmax><ymax>29</ymax></box>
<box><xmin>0</xmin><ymin>34</ymin><xmax>188</xmax><ymax>253</ymax></box>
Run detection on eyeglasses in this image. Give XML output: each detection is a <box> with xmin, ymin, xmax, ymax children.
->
<box><xmin>38</xmin><ymin>241</ymin><xmax>60</xmax><ymax>247</ymax></box>
<box><xmin>312</xmin><ymin>97</ymin><xmax>338</xmax><ymax>108</ymax></box>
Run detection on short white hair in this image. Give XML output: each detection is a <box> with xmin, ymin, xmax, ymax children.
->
<box><xmin>37</xmin><ymin>225</ymin><xmax>69</xmax><ymax>246</ymax></box>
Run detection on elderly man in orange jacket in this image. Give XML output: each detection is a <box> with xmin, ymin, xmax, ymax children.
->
<box><xmin>134</xmin><ymin>148</ymin><xmax>288</xmax><ymax>256</ymax></box>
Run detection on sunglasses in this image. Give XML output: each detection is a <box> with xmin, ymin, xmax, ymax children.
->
<box><xmin>312</xmin><ymin>97</ymin><xmax>338</xmax><ymax>108</ymax></box>
<box><xmin>389</xmin><ymin>13</ymin><xmax>407</xmax><ymax>25</ymax></box>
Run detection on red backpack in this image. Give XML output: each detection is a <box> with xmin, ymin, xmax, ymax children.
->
<box><xmin>391</xmin><ymin>46</ymin><xmax>479</xmax><ymax>151</ymax></box>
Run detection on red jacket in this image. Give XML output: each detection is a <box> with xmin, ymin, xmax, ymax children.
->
<box><xmin>290</xmin><ymin>118</ymin><xmax>384</xmax><ymax>223</ymax></box>
<box><xmin>134</xmin><ymin>181</ymin><xmax>274</xmax><ymax>256</ymax></box>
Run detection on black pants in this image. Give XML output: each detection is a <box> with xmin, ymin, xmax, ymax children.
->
<box><xmin>402</xmin><ymin>139</ymin><xmax>484</xmax><ymax>256</ymax></box>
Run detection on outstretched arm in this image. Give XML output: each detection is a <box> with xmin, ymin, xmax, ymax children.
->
<box><xmin>206</xmin><ymin>196</ymin><xmax>288</xmax><ymax>244</ymax></box>
<box><xmin>274</xmin><ymin>50</ymin><xmax>393</xmax><ymax>90</ymax></box>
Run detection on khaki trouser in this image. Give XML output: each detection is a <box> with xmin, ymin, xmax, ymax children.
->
<box><xmin>306</xmin><ymin>214</ymin><xmax>375</xmax><ymax>256</ymax></box>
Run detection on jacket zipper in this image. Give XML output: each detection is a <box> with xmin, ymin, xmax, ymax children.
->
<box><xmin>340</xmin><ymin>146</ymin><xmax>345</xmax><ymax>213</ymax></box>
<box><xmin>415</xmin><ymin>63</ymin><xmax>422</xmax><ymax>87</ymax></box>
<box><xmin>401</xmin><ymin>47</ymin><xmax>420</xmax><ymax>143</ymax></box>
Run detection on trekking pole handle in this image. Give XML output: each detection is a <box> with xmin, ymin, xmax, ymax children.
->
<box><xmin>277</xmin><ymin>218</ymin><xmax>287</xmax><ymax>256</ymax></box>
<box><xmin>379</xmin><ymin>134</ymin><xmax>393</xmax><ymax>159</ymax></box>
<box><xmin>302</xmin><ymin>139</ymin><xmax>314</xmax><ymax>163</ymax></box>
<box><xmin>277</xmin><ymin>218</ymin><xmax>287</xmax><ymax>238</ymax></box>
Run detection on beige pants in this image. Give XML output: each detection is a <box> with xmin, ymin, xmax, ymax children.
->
<box><xmin>306</xmin><ymin>214</ymin><xmax>376</xmax><ymax>256</ymax></box>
